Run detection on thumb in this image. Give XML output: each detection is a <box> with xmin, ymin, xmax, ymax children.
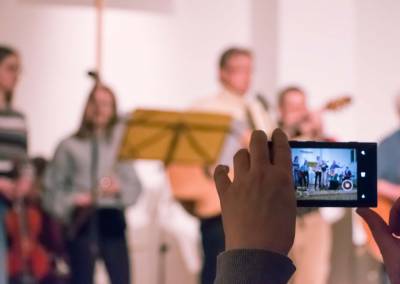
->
<box><xmin>389</xmin><ymin>197</ymin><xmax>400</xmax><ymax>236</ymax></box>
<box><xmin>357</xmin><ymin>208</ymin><xmax>391</xmax><ymax>250</ymax></box>
<box><xmin>214</xmin><ymin>165</ymin><xmax>231</xmax><ymax>197</ymax></box>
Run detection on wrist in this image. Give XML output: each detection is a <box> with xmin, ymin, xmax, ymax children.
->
<box><xmin>225</xmin><ymin>236</ymin><xmax>290</xmax><ymax>256</ymax></box>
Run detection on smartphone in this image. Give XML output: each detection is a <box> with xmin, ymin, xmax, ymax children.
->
<box><xmin>289</xmin><ymin>141</ymin><xmax>377</xmax><ymax>207</ymax></box>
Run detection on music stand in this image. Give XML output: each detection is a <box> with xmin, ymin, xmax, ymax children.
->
<box><xmin>118</xmin><ymin>109</ymin><xmax>232</xmax><ymax>284</ymax></box>
<box><xmin>118</xmin><ymin>109</ymin><xmax>232</xmax><ymax>166</ymax></box>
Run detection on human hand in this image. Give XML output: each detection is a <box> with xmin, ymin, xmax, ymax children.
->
<box><xmin>14</xmin><ymin>176</ymin><xmax>32</xmax><ymax>199</ymax></box>
<box><xmin>0</xmin><ymin>177</ymin><xmax>15</xmax><ymax>200</ymax></box>
<box><xmin>357</xmin><ymin>198</ymin><xmax>400</xmax><ymax>284</ymax></box>
<box><xmin>99</xmin><ymin>176</ymin><xmax>120</xmax><ymax>197</ymax></box>
<box><xmin>214</xmin><ymin>129</ymin><xmax>296</xmax><ymax>255</ymax></box>
<box><xmin>74</xmin><ymin>193</ymin><xmax>92</xmax><ymax>207</ymax></box>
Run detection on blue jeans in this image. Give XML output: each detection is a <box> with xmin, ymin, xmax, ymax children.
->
<box><xmin>0</xmin><ymin>201</ymin><xmax>7</xmax><ymax>284</ymax></box>
<box><xmin>200</xmin><ymin>215</ymin><xmax>225</xmax><ymax>284</ymax></box>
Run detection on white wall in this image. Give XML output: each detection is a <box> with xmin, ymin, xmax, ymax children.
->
<box><xmin>277</xmin><ymin>0</ymin><xmax>357</xmax><ymax>141</ymax></box>
<box><xmin>277</xmin><ymin>0</ymin><xmax>400</xmax><ymax>142</ymax></box>
<box><xmin>1</xmin><ymin>0</ymin><xmax>251</xmax><ymax>157</ymax></box>
<box><xmin>355</xmin><ymin>0</ymin><xmax>400</xmax><ymax>141</ymax></box>
<box><xmin>250</xmin><ymin>0</ymin><xmax>278</xmax><ymax>100</ymax></box>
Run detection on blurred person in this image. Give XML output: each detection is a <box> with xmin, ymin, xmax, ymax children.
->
<box><xmin>278</xmin><ymin>86</ymin><xmax>342</xmax><ymax>284</ymax></box>
<box><xmin>278</xmin><ymin>86</ymin><xmax>324</xmax><ymax>141</ymax></box>
<box><xmin>168</xmin><ymin>47</ymin><xmax>275</xmax><ymax>284</ymax></box>
<box><xmin>0</xmin><ymin>46</ymin><xmax>33</xmax><ymax>284</ymax></box>
<box><xmin>44</xmin><ymin>84</ymin><xmax>142</xmax><ymax>284</ymax></box>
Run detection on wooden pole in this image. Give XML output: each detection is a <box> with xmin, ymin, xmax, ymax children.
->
<box><xmin>95</xmin><ymin>0</ymin><xmax>104</xmax><ymax>78</ymax></box>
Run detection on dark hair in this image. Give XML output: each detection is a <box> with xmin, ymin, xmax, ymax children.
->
<box><xmin>0</xmin><ymin>46</ymin><xmax>18</xmax><ymax>105</ymax></box>
<box><xmin>219</xmin><ymin>47</ymin><xmax>252</xmax><ymax>70</ymax></box>
<box><xmin>75</xmin><ymin>84</ymin><xmax>118</xmax><ymax>139</ymax></box>
<box><xmin>277</xmin><ymin>86</ymin><xmax>305</xmax><ymax>108</ymax></box>
<box><xmin>31</xmin><ymin>157</ymin><xmax>48</xmax><ymax>179</ymax></box>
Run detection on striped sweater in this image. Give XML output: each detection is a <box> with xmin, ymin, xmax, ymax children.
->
<box><xmin>0</xmin><ymin>108</ymin><xmax>29</xmax><ymax>179</ymax></box>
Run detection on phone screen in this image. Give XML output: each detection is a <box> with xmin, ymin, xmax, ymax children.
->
<box><xmin>289</xmin><ymin>141</ymin><xmax>377</xmax><ymax>207</ymax></box>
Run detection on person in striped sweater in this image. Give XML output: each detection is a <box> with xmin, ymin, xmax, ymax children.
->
<box><xmin>0</xmin><ymin>46</ymin><xmax>32</xmax><ymax>284</ymax></box>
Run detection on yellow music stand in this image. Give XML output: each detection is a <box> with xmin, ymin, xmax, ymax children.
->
<box><xmin>118</xmin><ymin>109</ymin><xmax>232</xmax><ymax>165</ymax></box>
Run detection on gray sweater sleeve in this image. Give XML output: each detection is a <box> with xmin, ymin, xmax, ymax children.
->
<box><xmin>115</xmin><ymin>161</ymin><xmax>142</xmax><ymax>207</ymax></box>
<box><xmin>214</xmin><ymin>249</ymin><xmax>296</xmax><ymax>284</ymax></box>
<box><xmin>43</xmin><ymin>141</ymin><xmax>77</xmax><ymax>223</ymax></box>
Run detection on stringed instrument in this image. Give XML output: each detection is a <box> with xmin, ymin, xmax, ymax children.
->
<box><xmin>5</xmin><ymin>162</ymin><xmax>51</xmax><ymax>283</ymax></box>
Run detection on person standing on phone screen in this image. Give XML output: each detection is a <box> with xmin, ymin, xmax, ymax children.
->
<box><xmin>300</xmin><ymin>160</ymin><xmax>309</xmax><ymax>190</ymax></box>
<box><xmin>321</xmin><ymin>159</ymin><xmax>329</xmax><ymax>189</ymax></box>
<box><xmin>292</xmin><ymin>156</ymin><xmax>300</xmax><ymax>188</ymax></box>
<box><xmin>314</xmin><ymin>156</ymin><xmax>323</xmax><ymax>190</ymax></box>
<box><xmin>167</xmin><ymin>47</ymin><xmax>275</xmax><ymax>284</ymax></box>
<box><xmin>44</xmin><ymin>84</ymin><xmax>142</xmax><ymax>284</ymax></box>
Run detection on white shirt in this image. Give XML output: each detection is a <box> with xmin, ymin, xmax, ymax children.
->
<box><xmin>193</xmin><ymin>88</ymin><xmax>275</xmax><ymax>135</ymax></box>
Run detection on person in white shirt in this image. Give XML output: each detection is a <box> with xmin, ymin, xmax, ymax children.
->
<box><xmin>168</xmin><ymin>47</ymin><xmax>274</xmax><ymax>284</ymax></box>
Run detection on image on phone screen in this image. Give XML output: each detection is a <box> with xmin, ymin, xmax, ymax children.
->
<box><xmin>292</xmin><ymin>147</ymin><xmax>357</xmax><ymax>201</ymax></box>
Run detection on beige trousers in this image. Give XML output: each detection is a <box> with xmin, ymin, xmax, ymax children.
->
<box><xmin>289</xmin><ymin>211</ymin><xmax>332</xmax><ymax>284</ymax></box>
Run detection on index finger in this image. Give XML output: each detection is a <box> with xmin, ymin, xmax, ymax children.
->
<box><xmin>271</xmin><ymin>128</ymin><xmax>291</xmax><ymax>168</ymax></box>
<box><xmin>249</xmin><ymin>130</ymin><xmax>270</xmax><ymax>171</ymax></box>
<box><xmin>389</xmin><ymin>197</ymin><xmax>400</xmax><ymax>236</ymax></box>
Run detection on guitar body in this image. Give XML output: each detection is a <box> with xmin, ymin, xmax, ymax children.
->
<box><xmin>8</xmin><ymin>241</ymin><xmax>50</xmax><ymax>280</ymax></box>
<box><xmin>167</xmin><ymin>164</ymin><xmax>220</xmax><ymax>218</ymax></box>
<box><xmin>362</xmin><ymin>196</ymin><xmax>393</xmax><ymax>262</ymax></box>
<box><xmin>5</xmin><ymin>205</ymin><xmax>51</xmax><ymax>281</ymax></box>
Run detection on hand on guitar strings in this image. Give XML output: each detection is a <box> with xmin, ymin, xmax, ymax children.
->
<box><xmin>357</xmin><ymin>198</ymin><xmax>400</xmax><ymax>284</ymax></box>
<box><xmin>73</xmin><ymin>193</ymin><xmax>92</xmax><ymax>207</ymax></box>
